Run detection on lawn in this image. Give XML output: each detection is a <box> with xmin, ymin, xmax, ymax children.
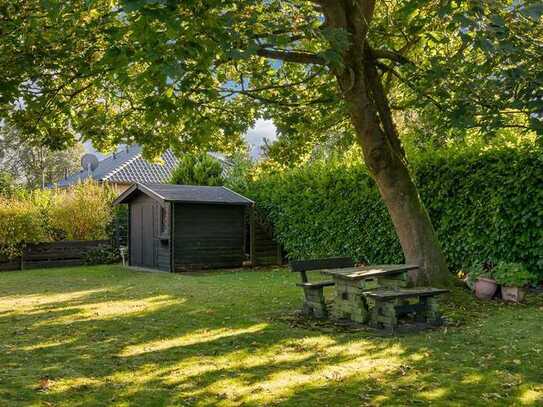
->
<box><xmin>0</xmin><ymin>266</ymin><xmax>542</xmax><ymax>406</ymax></box>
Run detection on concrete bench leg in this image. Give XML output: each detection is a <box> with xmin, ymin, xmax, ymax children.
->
<box><xmin>421</xmin><ymin>297</ymin><xmax>443</xmax><ymax>326</ymax></box>
<box><xmin>302</xmin><ymin>286</ymin><xmax>328</xmax><ymax>319</ymax></box>
<box><xmin>370</xmin><ymin>299</ymin><xmax>397</xmax><ymax>331</ymax></box>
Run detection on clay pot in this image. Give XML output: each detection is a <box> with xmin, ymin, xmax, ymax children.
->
<box><xmin>501</xmin><ymin>286</ymin><xmax>526</xmax><ymax>303</ymax></box>
<box><xmin>474</xmin><ymin>277</ymin><xmax>497</xmax><ymax>300</ymax></box>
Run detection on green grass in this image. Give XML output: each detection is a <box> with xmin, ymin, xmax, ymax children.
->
<box><xmin>0</xmin><ymin>265</ymin><xmax>542</xmax><ymax>406</ymax></box>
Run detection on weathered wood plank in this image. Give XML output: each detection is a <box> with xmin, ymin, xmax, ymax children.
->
<box><xmin>296</xmin><ymin>280</ymin><xmax>335</xmax><ymax>288</ymax></box>
<box><xmin>290</xmin><ymin>257</ymin><xmax>354</xmax><ymax>273</ymax></box>
<box><xmin>0</xmin><ymin>240</ymin><xmax>111</xmax><ymax>271</ymax></box>
<box><xmin>364</xmin><ymin>288</ymin><xmax>449</xmax><ymax>300</ymax></box>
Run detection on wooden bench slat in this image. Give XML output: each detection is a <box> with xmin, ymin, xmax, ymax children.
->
<box><xmin>296</xmin><ymin>280</ymin><xmax>335</xmax><ymax>288</ymax></box>
<box><xmin>365</xmin><ymin>288</ymin><xmax>449</xmax><ymax>300</ymax></box>
<box><xmin>289</xmin><ymin>257</ymin><xmax>354</xmax><ymax>272</ymax></box>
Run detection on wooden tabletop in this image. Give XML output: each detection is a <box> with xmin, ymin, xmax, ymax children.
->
<box><xmin>320</xmin><ymin>264</ymin><xmax>419</xmax><ymax>280</ymax></box>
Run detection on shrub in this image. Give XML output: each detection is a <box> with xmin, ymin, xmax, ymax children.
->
<box><xmin>0</xmin><ymin>197</ymin><xmax>50</xmax><ymax>258</ymax></box>
<box><xmin>0</xmin><ymin>181</ymin><xmax>116</xmax><ymax>256</ymax></box>
<box><xmin>238</xmin><ymin>145</ymin><xmax>543</xmax><ymax>279</ymax></box>
<box><xmin>49</xmin><ymin>181</ymin><xmax>116</xmax><ymax>240</ymax></box>
<box><xmin>0</xmin><ymin>171</ymin><xmax>15</xmax><ymax>197</ymax></box>
<box><xmin>493</xmin><ymin>262</ymin><xmax>537</xmax><ymax>287</ymax></box>
<box><xmin>169</xmin><ymin>152</ymin><xmax>224</xmax><ymax>186</ymax></box>
<box><xmin>83</xmin><ymin>246</ymin><xmax>121</xmax><ymax>265</ymax></box>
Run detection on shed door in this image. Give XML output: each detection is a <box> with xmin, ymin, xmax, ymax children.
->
<box><xmin>130</xmin><ymin>203</ymin><xmax>158</xmax><ymax>268</ymax></box>
<box><xmin>141</xmin><ymin>204</ymin><xmax>155</xmax><ymax>268</ymax></box>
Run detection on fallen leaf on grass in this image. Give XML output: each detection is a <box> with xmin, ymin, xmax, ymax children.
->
<box><xmin>37</xmin><ymin>377</ymin><xmax>52</xmax><ymax>392</ymax></box>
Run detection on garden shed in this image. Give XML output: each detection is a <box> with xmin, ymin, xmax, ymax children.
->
<box><xmin>113</xmin><ymin>183</ymin><xmax>254</xmax><ymax>271</ymax></box>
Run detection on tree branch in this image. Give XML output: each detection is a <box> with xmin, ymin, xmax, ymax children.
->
<box><xmin>369</xmin><ymin>47</ymin><xmax>412</xmax><ymax>65</ymax></box>
<box><xmin>256</xmin><ymin>48</ymin><xmax>326</xmax><ymax>65</ymax></box>
<box><xmin>239</xmin><ymin>90</ymin><xmax>333</xmax><ymax>107</ymax></box>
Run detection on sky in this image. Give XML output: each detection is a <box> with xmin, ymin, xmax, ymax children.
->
<box><xmin>84</xmin><ymin>119</ymin><xmax>277</xmax><ymax>160</ymax></box>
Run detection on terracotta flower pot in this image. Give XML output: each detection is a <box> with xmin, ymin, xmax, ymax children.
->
<box><xmin>501</xmin><ymin>286</ymin><xmax>526</xmax><ymax>303</ymax></box>
<box><xmin>474</xmin><ymin>277</ymin><xmax>497</xmax><ymax>300</ymax></box>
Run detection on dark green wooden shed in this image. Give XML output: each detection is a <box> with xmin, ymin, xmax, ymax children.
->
<box><xmin>113</xmin><ymin>183</ymin><xmax>254</xmax><ymax>271</ymax></box>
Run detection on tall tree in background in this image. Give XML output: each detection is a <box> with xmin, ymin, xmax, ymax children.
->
<box><xmin>169</xmin><ymin>153</ymin><xmax>225</xmax><ymax>186</ymax></box>
<box><xmin>0</xmin><ymin>127</ymin><xmax>85</xmax><ymax>189</ymax></box>
<box><xmin>1</xmin><ymin>0</ymin><xmax>542</xmax><ymax>284</ymax></box>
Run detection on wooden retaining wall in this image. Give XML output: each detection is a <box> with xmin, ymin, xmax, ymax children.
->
<box><xmin>0</xmin><ymin>240</ymin><xmax>110</xmax><ymax>271</ymax></box>
<box><xmin>252</xmin><ymin>212</ymin><xmax>283</xmax><ymax>266</ymax></box>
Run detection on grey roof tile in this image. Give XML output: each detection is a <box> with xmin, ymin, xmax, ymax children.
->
<box><xmin>114</xmin><ymin>183</ymin><xmax>253</xmax><ymax>206</ymax></box>
<box><xmin>145</xmin><ymin>184</ymin><xmax>253</xmax><ymax>205</ymax></box>
<box><xmin>55</xmin><ymin>145</ymin><xmax>231</xmax><ymax>188</ymax></box>
<box><xmin>55</xmin><ymin>145</ymin><xmax>178</xmax><ymax>187</ymax></box>
<box><xmin>105</xmin><ymin>149</ymin><xmax>178</xmax><ymax>184</ymax></box>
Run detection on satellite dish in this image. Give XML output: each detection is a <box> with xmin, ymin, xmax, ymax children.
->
<box><xmin>81</xmin><ymin>154</ymin><xmax>99</xmax><ymax>172</ymax></box>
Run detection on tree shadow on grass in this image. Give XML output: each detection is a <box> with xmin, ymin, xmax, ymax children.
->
<box><xmin>0</xmin><ymin>266</ymin><xmax>542</xmax><ymax>406</ymax></box>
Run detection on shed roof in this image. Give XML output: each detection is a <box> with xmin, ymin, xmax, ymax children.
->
<box><xmin>113</xmin><ymin>183</ymin><xmax>254</xmax><ymax>206</ymax></box>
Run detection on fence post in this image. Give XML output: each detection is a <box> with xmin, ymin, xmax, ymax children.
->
<box><xmin>115</xmin><ymin>213</ymin><xmax>120</xmax><ymax>248</ymax></box>
<box><xmin>249</xmin><ymin>205</ymin><xmax>255</xmax><ymax>267</ymax></box>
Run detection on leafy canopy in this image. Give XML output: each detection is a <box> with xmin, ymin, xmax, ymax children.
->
<box><xmin>0</xmin><ymin>0</ymin><xmax>542</xmax><ymax>159</ymax></box>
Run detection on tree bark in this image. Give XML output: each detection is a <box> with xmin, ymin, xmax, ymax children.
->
<box><xmin>320</xmin><ymin>0</ymin><xmax>452</xmax><ymax>286</ymax></box>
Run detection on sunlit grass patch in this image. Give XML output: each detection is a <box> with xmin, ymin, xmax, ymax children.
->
<box><xmin>0</xmin><ymin>265</ymin><xmax>542</xmax><ymax>406</ymax></box>
<box><xmin>120</xmin><ymin>323</ymin><xmax>269</xmax><ymax>357</ymax></box>
<box><xmin>519</xmin><ymin>387</ymin><xmax>543</xmax><ymax>405</ymax></box>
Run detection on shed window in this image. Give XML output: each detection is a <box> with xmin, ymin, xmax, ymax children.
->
<box><xmin>160</xmin><ymin>207</ymin><xmax>168</xmax><ymax>233</ymax></box>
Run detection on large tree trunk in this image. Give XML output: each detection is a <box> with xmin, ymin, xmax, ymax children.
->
<box><xmin>320</xmin><ymin>0</ymin><xmax>452</xmax><ymax>286</ymax></box>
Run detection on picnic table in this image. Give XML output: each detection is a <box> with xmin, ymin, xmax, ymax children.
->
<box><xmin>321</xmin><ymin>264</ymin><xmax>418</xmax><ymax>323</ymax></box>
<box><xmin>290</xmin><ymin>259</ymin><xmax>449</xmax><ymax>332</ymax></box>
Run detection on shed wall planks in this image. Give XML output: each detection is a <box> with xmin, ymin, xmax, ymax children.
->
<box><xmin>173</xmin><ymin>203</ymin><xmax>245</xmax><ymax>270</ymax></box>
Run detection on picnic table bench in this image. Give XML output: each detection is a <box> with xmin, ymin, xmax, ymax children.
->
<box><xmin>289</xmin><ymin>257</ymin><xmax>355</xmax><ymax>318</ymax></box>
<box><xmin>365</xmin><ymin>288</ymin><xmax>449</xmax><ymax>332</ymax></box>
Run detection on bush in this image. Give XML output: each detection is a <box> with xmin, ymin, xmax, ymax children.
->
<box><xmin>239</xmin><ymin>145</ymin><xmax>543</xmax><ymax>279</ymax></box>
<box><xmin>0</xmin><ymin>181</ymin><xmax>116</xmax><ymax>257</ymax></box>
<box><xmin>83</xmin><ymin>246</ymin><xmax>121</xmax><ymax>265</ymax></box>
<box><xmin>0</xmin><ymin>171</ymin><xmax>15</xmax><ymax>197</ymax></box>
<box><xmin>0</xmin><ymin>197</ymin><xmax>50</xmax><ymax>258</ymax></box>
<box><xmin>169</xmin><ymin>152</ymin><xmax>224</xmax><ymax>186</ymax></box>
<box><xmin>49</xmin><ymin>181</ymin><xmax>116</xmax><ymax>240</ymax></box>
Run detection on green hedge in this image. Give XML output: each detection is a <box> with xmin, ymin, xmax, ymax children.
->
<box><xmin>242</xmin><ymin>146</ymin><xmax>543</xmax><ymax>277</ymax></box>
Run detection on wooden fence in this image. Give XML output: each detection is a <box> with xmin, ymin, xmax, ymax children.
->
<box><xmin>0</xmin><ymin>240</ymin><xmax>110</xmax><ymax>272</ymax></box>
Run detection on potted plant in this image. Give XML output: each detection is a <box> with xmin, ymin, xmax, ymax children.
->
<box><xmin>466</xmin><ymin>260</ymin><xmax>498</xmax><ymax>300</ymax></box>
<box><xmin>493</xmin><ymin>262</ymin><xmax>536</xmax><ymax>303</ymax></box>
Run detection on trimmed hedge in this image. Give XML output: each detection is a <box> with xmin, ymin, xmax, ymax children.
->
<box><xmin>242</xmin><ymin>146</ymin><xmax>543</xmax><ymax>278</ymax></box>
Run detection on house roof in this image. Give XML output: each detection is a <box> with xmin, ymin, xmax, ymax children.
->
<box><xmin>54</xmin><ymin>145</ymin><xmax>230</xmax><ymax>187</ymax></box>
<box><xmin>113</xmin><ymin>183</ymin><xmax>254</xmax><ymax>206</ymax></box>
